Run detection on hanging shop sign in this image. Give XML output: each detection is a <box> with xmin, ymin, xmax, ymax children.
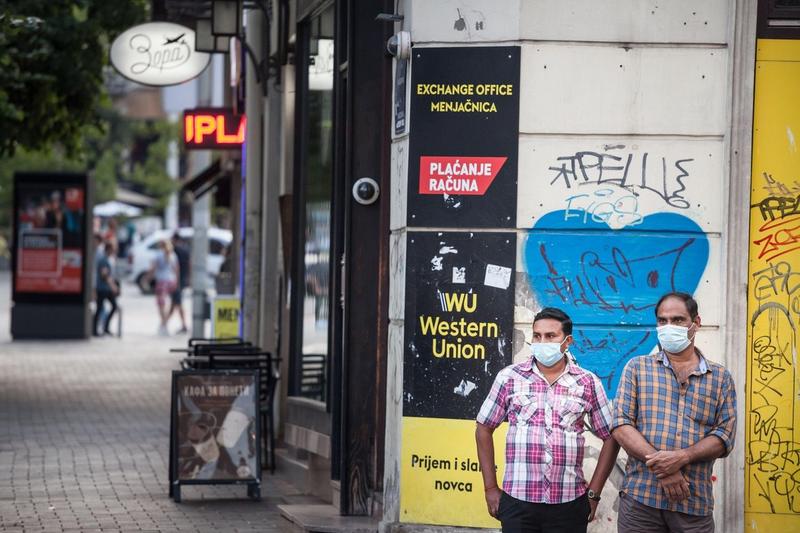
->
<box><xmin>401</xmin><ymin>231</ymin><xmax>515</xmax><ymax>528</ymax></box>
<box><xmin>408</xmin><ymin>47</ymin><xmax>520</xmax><ymax>228</ymax></box>
<box><xmin>110</xmin><ymin>22</ymin><xmax>210</xmax><ymax>86</ymax></box>
<box><xmin>183</xmin><ymin>108</ymin><xmax>246</xmax><ymax>150</ymax></box>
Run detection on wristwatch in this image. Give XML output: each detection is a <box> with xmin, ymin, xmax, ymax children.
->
<box><xmin>587</xmin><ymin>489</ymin><xmax>601</xmax><ymax>501</ymax></box>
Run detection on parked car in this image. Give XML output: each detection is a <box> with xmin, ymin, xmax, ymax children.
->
<box><xmin>127</xmin><ymin>227</ymin><xmax>232</xmax><ymax>294</ymax></box>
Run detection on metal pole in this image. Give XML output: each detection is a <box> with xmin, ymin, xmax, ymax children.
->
<box><xmin>242</xmin><ymin>9</ymin><xmax>264</xmax><ymax>343</ymax></box>
<box><xmin>190</xmin><ymin>58</ymin><xmax>216</xmax><ymax>338</ymax></box>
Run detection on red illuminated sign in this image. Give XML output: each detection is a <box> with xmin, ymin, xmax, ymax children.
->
<box><xmin>183</xmin><ymin>108</ymin><xmax>246</xmax><ymax>149</ymax></box>
<box><xmin>419</xmin><ymin>156</ymin><xmax>507</xmax><ymax>195</ymax></box>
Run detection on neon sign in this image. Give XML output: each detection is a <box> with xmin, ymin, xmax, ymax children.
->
<box><xmin>183</xmin><ymin>108</ymin><xmax>246</xmax><ymax>149</ymax></box>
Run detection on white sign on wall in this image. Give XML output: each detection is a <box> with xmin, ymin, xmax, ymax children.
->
<box><xmin>110</xmin><ymin>22</ymin><xmax>210</xmax><ymax>86</ymax></box>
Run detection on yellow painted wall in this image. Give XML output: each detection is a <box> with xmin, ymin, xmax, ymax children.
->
<box><xmin>745</xmin><ymin>39</ymin><xmax>800</xmax><ymax>529</ymax></box>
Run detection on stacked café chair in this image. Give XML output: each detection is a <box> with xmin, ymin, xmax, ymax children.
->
<box><xmin>172</xmin><ymin>337</ymin><xmax>280</xmax><ymax>472</ymax></box>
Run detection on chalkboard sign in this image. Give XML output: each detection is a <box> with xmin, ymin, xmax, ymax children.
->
<box><xmin>169</xmin><ymin>369</ymin><xmax>261</xmax><ymax>501</ymax></box>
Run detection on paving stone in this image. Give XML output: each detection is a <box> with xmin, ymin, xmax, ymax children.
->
<box><xmin>0</xmin><ymin>273</ymin><xmax>292</xmax><ymax>531</ymax></box>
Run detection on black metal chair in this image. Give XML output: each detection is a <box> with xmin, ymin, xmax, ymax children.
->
<box><xmin>300</xmin><ymin>353</ymin><xmax>326</xmax><ymax>401</ymax></box>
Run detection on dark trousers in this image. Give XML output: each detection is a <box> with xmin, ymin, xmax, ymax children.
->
<box><xmin>93</xmin><ymin>291</ymin><xmax>117</xmax><ymax>334</ymax></box>
<box><xmin>498</xmin><ymin>491</ymin><xmax>590</xmax><ymax>533</ymax></box>
<box><xmin>617</xmin><ymin>492</ymin><xmax>715</xmax><ymax>533</ymax></box>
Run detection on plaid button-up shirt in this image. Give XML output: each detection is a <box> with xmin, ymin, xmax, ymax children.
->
<box><xmin>476</xmin><ymin>358</ymin><xmax>613</xmax><ymax>504</ymax></box>
<box><xmin>611</xmin><ymin>351</ymin><xmax>737</xmax><ymax>516</ymax></box>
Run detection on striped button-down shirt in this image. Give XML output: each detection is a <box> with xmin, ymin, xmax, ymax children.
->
<box><xmin>476</xmin><ymin>358</ymin><xmax>613</xmax><ymax>504</ymax></box>
<box><xmin>611</xmin><ymin>351</ymin><xmax>737</xmax><ymax>516</ymax></box>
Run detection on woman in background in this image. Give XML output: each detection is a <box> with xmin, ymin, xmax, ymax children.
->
<box><xmin>149</xmin><ymin>239</ymin><xmax>178</xmax><ymax>336</ymax></box>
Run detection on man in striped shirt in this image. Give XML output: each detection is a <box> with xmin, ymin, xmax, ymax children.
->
<box><xmin>476</xmin><ymin>307</ymin><xmax>621</xmax><ymax>532</ymax></box>
<box><xmin>611</xmin><ymin>292</ymin><xmax>737</xmax><ymax>532</ymax></box>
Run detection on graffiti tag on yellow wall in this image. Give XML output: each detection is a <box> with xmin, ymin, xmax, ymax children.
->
<box><xmin>746</xmin><ymin>39</ymin><xmax>800</xmax><ymax>528</ymax></box>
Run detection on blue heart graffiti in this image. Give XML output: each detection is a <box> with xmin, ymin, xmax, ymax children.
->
<box><xmin>525</xmin><ymin>211</ymin><xmax>709</xmax><ymax>394</ymax></box>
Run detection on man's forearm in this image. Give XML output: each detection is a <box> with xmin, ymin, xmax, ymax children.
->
<box><xmin>588</xmin><ymin>436</ymin><xmax>621</xmax><ymax>493</ymax></box>
<box><xmin>475</xmin><ymin>423</ymin><xmax>498</xmax><ymax>489</ymax></box>
<box><xmin>612</xmin><ymin>424</ymin><xmax>657</xmax><ymax>461</ymax></box>
<box><xmin>683</xmin><ymin>435</ymin><xmax>726</xmax><ymax>464</ymax></box>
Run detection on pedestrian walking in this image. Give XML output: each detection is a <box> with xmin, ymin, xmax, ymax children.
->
<box><xmin>92</xmin><ymin>233</ymin><xmax>107</xmax><ymax>326</ymax></box>
<box><xmin>148</xmin><ymin>239</ymin><xmax>178</xmax><ymax>336</ymax></box>
<box><xmin>168</xmin><ymin>231</ymin><xmax>190</xmax><ymax>334</ymax></box>
<box><xmin>611</xmin><ymin>292</ymin><xmax>737</xmax><ymax>533</ymax></box>
<box><xmin>92</xmin><ymin>242</ymin><xmax>119</xmax><ymax>336</ymax></box>
<box><xmin>475</xmin><ymin>307</ymin><xmax>620</xmax><ymax>533</ymax></box>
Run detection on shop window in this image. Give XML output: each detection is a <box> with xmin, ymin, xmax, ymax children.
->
<box><xmin>292</xmin><ymin>6</ymin><xmax>335</xmax><ymax>402</ymax></box>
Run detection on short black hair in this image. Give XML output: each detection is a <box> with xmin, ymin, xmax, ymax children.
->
<box><xmin>533</xmin><ymin>307</ymin><xmax>573</xmax><ymax>336</ymax></box>
<box><xmin>655</xmin><ymin>292</ymin><xmax>698</xmax><ymax>320</ymax></box>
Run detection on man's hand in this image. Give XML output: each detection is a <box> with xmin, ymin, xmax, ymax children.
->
<box><xmin>588</xmin><ymin>498</ymin><xmax>599</xmax><ymax>522</ymax></box>
<box><xmin>658</xmin><ymin>471</ymin><xmax>690</xmax><ymax>501</ymax></box>
<box><xmin>645</xmin><ymin>450</ymin><xmax>689</xmax><ymax>478</ymax></box>
<box><xmin>485</xmin><ymin>486</ymin><xmax>501</xmax><ymax>518</ymax></box>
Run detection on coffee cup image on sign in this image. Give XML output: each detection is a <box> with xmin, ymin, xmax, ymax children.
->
<box><xmin>217</xmin><ymin>408</ymin><xmax>250</xmax><ymax>448</ymax></box>
<box><xmin>187</xmin><ymin>412</ymin><xmax>220</xmax><ymax>463</ymax></box>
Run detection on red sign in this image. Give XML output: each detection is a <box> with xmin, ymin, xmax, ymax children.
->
<box><xmin>419</xmin><ymin>156</ymin><xmax>507</xmax><ymax>195</ymax></box>
<box><xmin>184</xmin><ymin>108</ymin><xmax>246</xmax><ymax>149</ymax></box>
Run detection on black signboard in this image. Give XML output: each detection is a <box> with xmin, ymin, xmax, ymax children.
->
<box><xmin>395</xmin><ymin>58</ymin><xmax>408</xmax><ymax>135</ymax></box>
<box><xmin>403</xmin><ymin>232</ymin><xmax>516</xmax><ymax>419</ymax></box>
<box><xmin>169</xmin><ymin>370</ymin><xmax>261</xmax><ymax>501</ymax></box>
<box><xmin>408</xmin><ymin>47</ymin><xmax>520</xmax><ymax>228</ymax></box>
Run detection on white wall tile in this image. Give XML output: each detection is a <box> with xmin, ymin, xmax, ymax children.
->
<box><xmin>520</xmin><ymin>0</ymin><xmax>729</xmax><ymax>44</ymax></box>
<box><xmin>520</xmin><ymin>44</ymin><xmax>728</xmax><ymax>135</ymax></box>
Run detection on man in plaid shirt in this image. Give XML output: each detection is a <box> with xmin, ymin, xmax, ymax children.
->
<box><xmin>611</xmin><ymin>292</ymin><xmax>737</xmax><ymax>532</ymax></box>
<box><xmin>476</xmin><ymin>307</ymin><xmax>621</xmax><ymax>532</ymax></box>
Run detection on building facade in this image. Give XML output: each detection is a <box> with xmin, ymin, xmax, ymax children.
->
<box><xmin>235</xmin><ymin>0</ymin><xmax>799</xmax><ymax>531</ymax></box>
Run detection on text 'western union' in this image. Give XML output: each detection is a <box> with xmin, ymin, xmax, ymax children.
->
<box><xmin>418</xmin><ymin>293</ymin><xmax>498</xmax><ymax>360</ymax></box>
<box><xmin>419</xmin><ymin>316</ymin><xmax>498</xmax><ymax>338</ymax></box>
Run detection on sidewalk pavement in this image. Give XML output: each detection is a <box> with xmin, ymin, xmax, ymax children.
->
<box><xmin>0</xmin><ymin>272</ymin><xmax>314</xmax><ymax>532</ymax></box>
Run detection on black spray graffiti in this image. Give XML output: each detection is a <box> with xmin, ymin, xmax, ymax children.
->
<box><xmin>748</xmin><ymin>260</ymin><xmax>800</xmax><ymax>514</ymax></box>
<box><xmin>548</xmin><ymin>146</ymin><xmax>693</xmax><ymax>209</ymax></box>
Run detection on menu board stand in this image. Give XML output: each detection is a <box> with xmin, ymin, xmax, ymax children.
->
<box><xmin>169</xmin><ymin>369</ymin><xmax>262</xmax><ymax>502</ymax></box>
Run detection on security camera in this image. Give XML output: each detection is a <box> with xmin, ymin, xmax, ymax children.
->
<box><xmin>386</xmin><ymin>31</ymin><xmax>411</xmax><ymax>59</ymax></box>
<box><xmin>352</xmin><ymin>177</ymin><xmax>380</xmax><ymax>205</ymax></box>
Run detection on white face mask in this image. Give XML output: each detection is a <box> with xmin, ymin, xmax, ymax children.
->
<box><xmin>657</xmin><ymin>324</ymin><xmax>695</xmax><ymax>354</ymax></box>
<box><xmin>531</xmin><ymin>339</ymin><xmax>567</xmax><ymax>367</ymax></box>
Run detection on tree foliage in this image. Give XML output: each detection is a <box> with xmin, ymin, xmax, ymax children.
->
<box><xmin>0</xmin><ymin>1</ymin><xmax>183</xmax><ymax>255</ymax></box>
<box><xmin>0</xmin><ymin>0</ymin><xmax>149</xmax><ymax>156</ymax></box>
<box><xmin>0</xmin><ymin>113</ymin><xmax>179</xmax><ymax>247</ymax></box>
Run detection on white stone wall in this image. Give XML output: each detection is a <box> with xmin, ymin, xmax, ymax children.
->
<box><xmin>384</xmin><ymin>1</ymin><xmax>745</xmax><ymax>531</ymax></box>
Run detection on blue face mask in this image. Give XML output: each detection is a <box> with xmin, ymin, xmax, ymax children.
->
<box><xmin>657</xmin><ymin>324</ymin><xmax>695</xmax><ymax>354</ymax></box>
<box><xmin>531</xmin><ymin>339</ymin><xmax>567</xmax><ymax>367</ymax></box>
